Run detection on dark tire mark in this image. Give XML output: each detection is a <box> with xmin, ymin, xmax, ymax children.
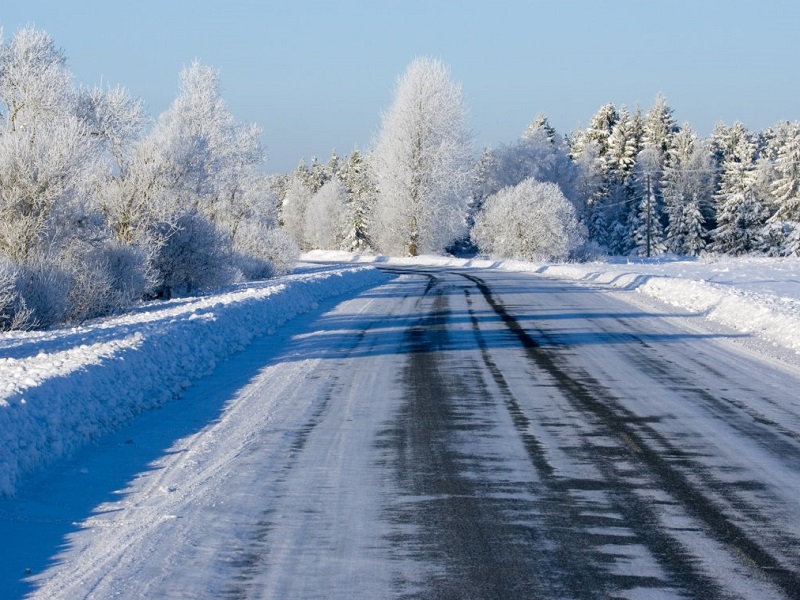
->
<box><xmin>461</xmin><ymin>272</ymin><xmax>800</xmax><ymax>599</ymax></box>
<box><xmin>382</xmin><ymin>283</ymin><xmax>548</xmax><ymax>599</ymax></box>
<box><xmin>462</xmin><ymin>286</ymin><xmax>719</xmax><ymax>599</ymax></box>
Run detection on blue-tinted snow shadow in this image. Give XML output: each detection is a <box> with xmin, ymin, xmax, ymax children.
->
<box><xmin>269</xmin><ymin>269</ymin><xmax>745</xmax><ymax>362</ymax></box>
<box><xmin>0</xmin><ymin>292</ymin><xmax>353</xmax><ymax>599</ymax></box>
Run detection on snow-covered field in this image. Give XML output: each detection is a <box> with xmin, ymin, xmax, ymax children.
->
<box><xmin>3</xmin><ymin>251</ymin><xmax>800</xmax><ymax>499</ymax></box>
<box><xmin>0</xmin><ymin>265</ymin><xmax>391</xmax><ymax>497</ymax></box>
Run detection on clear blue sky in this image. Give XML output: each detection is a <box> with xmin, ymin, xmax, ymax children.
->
<box><xmin>3</xmin><ymin>0</ymin><xmax>799</xmax><ymax>173</ymax></box>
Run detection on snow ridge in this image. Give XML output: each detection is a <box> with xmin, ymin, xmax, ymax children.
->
<box><xmin>0</xmin><ymin>266</ymin><xmax>390</xmax><ymax>496</ymax></box>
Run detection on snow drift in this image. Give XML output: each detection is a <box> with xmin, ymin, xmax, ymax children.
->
<box><xmin>0</xmin><ymin>266</ymin><xmax>390</xmax><ymax>496</ymax></box>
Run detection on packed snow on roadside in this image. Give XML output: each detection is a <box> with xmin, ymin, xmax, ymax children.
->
<box><xmin>0</xmin><ymin>265</ymin><xmax>391</xmax><ymax>497</ymax></box>
<box><xmin>305</xmin><ymin>250</ymin><xmax>800</xmax><ymax>356</ymax></box>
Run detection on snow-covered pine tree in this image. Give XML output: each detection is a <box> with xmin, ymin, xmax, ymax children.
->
<box><xmin>710</xmin><ymin>123</ymin><xmax>767</xmax><ymax>255</ymax></box>
<box><xmin>603</xmin><ymin>107</ymin><xmax>642</xmax><ymax>254</ymax></box>
<box><xmin>630</xmin><ymin>147</ymin><xmax>665</xmax><ymax>257</ymax></box>
<box><xmin>523</xmin><ymin>113</ymin><xmax>557</xmax><ymax>144</ymax></box>
<box><xmin>570</xmin><ymin>102</ymin><xmax>618</xmax><ymax>160</ymax></box>
<box><xmin>306</xmin><ymin>156</ymin><xmax>329</xmax><ymax>194</ymax></box>
<box><xmin>765</xmin><ymin>121</ymin><xmax>800</xmax><ymax>254</ymax></box>
<box><xmin>605</xmin><ymin>106</ymin><xmax>641</xmax><ymax>183</ymax></box>
<box><xmin>662</xmin><ymin>127</ymin><xmax>715</xmax><ymax>255</ymax></box>
<box><xmin>340</xmin><ymin>150</ymin><xmax>376</xmax><ymax>252</ymax></box>
<box><xmin>641</xmin><ymin>94</ymin><xmax>678</xmax><ymax>156</ymax></box>
<box><xmin>325</xmin><ymin>150</ymin><xmax>342</xmax><ymax>183</ymax></box>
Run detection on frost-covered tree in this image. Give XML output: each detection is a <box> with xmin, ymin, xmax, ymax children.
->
<box><xmin>304</xmin><ymin>179</ymin><xmax>350</xmax><ymax>250</ymax></box>
<box><xmin>641</xmin><ymin>94</ymin><xmax>678</xmax><ymax>156</ymax></box>
<box><xmin>143</xmin><ymin>61</ymin><xmax>263</xmax><ymax>227</ymax></box>
<box><xmin>472</xmin><ymin>178</ymin><xmax>586</xmax><ymax>262</ymax></box>
<box><xmin>0</xmin><ymin>115</ymin><xmax>96</xmax><ymax>261</ymax></box>
<box><xmin>570</xmin><ymin>103</ymin><xmax>618</xmax><ymax>159</ymax></box>
<box><xmin>340</xmin><ymin>150</ymin><xmax>376</xmax><ymax>251</ymax></box>
<box><xmin>149</xmin><ymin>213</ymin><xmax>234</xmax><ymax>298</ymax></box>
<box><xmin>629</xmin><ymin>147</ymin><xmax>665</xmax><ymax>256</ymax></box>
<box><xmin>280</xmin><ymin>173</ymin><xmax>314</xmax><ymax>250</ymax></box>
<box><xmin>710</xmin><ymin>123</ymin><xmax>767</xmax><ymax>254</ymax></box>
<box><xmin>0</xmin><ymin>28</ymin><xmax>94</xmax><ymax>262</ymax></box>
<box><xmin>77</xmin><ymin>85</ymin><xmax>147</xmax><ymax>174</ymax></box>
<box><xmin>108</xmin><ymin>61</ymin><xmax>279</xmax><ymax>296</ymax></box>
<box><xmin>371</xmin><ymin>57</ymin><xmax>473</xmax><ymax>256</ymax></box>
<box><xmin>477</xmin><ymin>127</ymin><xmax>579</xmax><ymax>205</ymax></box>
<box><xmin>662</xmin><ymin>127</ymin><xmax>716</xmax><ymax>255</ymax></box>
<box><xmin>0</xmin><ymin>27</ymin><xmax>75</xmax><ymax>130</ymax></box>
<box><xmin>768</xmin><ymin>121</ymin><xmax>800</xmax><ymax>232</ymax></box>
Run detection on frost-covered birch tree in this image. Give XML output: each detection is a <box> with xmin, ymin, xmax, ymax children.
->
<box><xmin>371</xmin><ymin>57</ymin><xmax>473</xmax><ymax>256</ymax></box>
<box><xmin>304</xmin><ymin>178</ymin><xmax>350</xmax><ymax>251</ymax></box>
<box><xmin>472</xmin><ymin>178</ymin><xmax>585</xmax><ymax>262</ymax></box>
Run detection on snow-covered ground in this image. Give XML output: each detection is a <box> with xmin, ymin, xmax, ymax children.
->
<box><xmin>0</xmin><ymin>265</ymin><xmax>391</xmax><ymax>498</ymax></box>
<box><xmin>3</xmin><ymin>251</ymin><xmax>800</xmax><ymax>499</ymax></box>
<box><xmin>306</xmin><ymin>250</ymin><xmax>800</xmax><ymax>357</ymax></box>
<box><xmin>3</xmin><ymin>252</ymin><xmax>800</xmax><ymax>598</ymax></box>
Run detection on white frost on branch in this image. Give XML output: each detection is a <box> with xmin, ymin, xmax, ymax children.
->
<box><xmin>370</xmin><ymin>57</ymin><xmax>473</xmax><ymax>256</ymax></box>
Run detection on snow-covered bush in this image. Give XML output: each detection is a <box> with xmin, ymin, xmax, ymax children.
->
<box><xmin>58</xmin><ymin>239</ymin><xmax>154</xmax><ymax>322</ymax></box>
<box><xmin>12</xmin><ymin>259</ymin><xmax>72</xmax><ymax>328</ymax></box>
<box><xmin>0</xmin><ymin>260</ymin><xmax>18</xmax><ymax>329</ymax></box>
<box><xmin>473</xmin><ymin>178</ymin><xmax>586</xmax><ymax>262</ymax></box>
<box><xmin>478</xmin><ymin>128</ymin><xmax>580</xmax><ymax>204</ymax></box>
<box><xmin>150</xmin><ymin>214</ymin><xmax>235</xmax><ymax>298</ymax></box>
<box><xmin>233</xmin><ymin>221</ymin><xmax>299</xmax><ymax>280</ymax></box>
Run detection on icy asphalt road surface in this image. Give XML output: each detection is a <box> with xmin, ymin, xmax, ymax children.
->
<box><xmin>17</xmin><ymin>266</ymin><xmax>800</xmax><ymax>599</ymax></box>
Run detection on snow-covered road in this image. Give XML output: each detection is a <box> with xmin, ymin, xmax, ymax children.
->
<box><xmin>9</xmin><ymin>265</ymin><xmax>800</xmax><ymax>598</ymax></box>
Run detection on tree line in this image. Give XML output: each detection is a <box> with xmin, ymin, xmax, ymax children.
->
<box><xmin>1</xmin><ymin>27</ymin><xmax>297</xmax><ymax>330</ymax></box>
<box><xmin>3</xmin><ymin>29</ymin><xmax>799</xmax><ymax>331</ymax></box>
<box><xmin>274</xmin><ymin>61</ymin><xmax>800</xmax><ymax>265</ymax></box>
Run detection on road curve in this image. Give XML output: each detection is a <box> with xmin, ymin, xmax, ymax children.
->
<box><xmin>26</xmin><ymin>266</ymin><xmax>800</xmax><ymax>599</ymax></box>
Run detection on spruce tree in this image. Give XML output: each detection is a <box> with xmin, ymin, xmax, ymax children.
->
<box><xmin>642</xmin><ymin>94</ymin><xmax>678</xmax><ymax>156</ymax></box>
<box><xmin>662</xmin><ymin>127</ymin><xmax>715</xmax><ymax>255</ymax></box>
<box><xmin>571</xmin><ymin>103</ymin><xmax>618</xmax><ymax>160</ymax></box>
<box><xmin>770</xmin><ymin>121</ymin><xmax>800</xmax><ymax>222</ymax></box>
<box><xmin>340</xmin><ymin>150</ymin><xmax>376</xmax><ymax>252</ymax></box>
<box><xmin>711</xmin><ymin>123</ymin><xmax>767</xmax><ymax>254</ymax></box>
<box><xmin>523</xmin><ymin>113</ymin><xmax>557</xmax><ymax>143</ymax></box>
<box><xmin>630</xmin><ymin>148</ymin><xmax>665</xmax><ymax>257</ymax></box>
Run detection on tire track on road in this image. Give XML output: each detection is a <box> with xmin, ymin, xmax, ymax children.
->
<box><xmin>462</xmin><ymin>272</ymin><xmax>800</xmax><ymax>600</ymax></box>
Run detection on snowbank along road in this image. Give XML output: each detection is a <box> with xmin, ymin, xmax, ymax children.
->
<box><xmin>12</xmin><ymin>264</ymin><xmax>800</xmax><ymax>599</ymax></box>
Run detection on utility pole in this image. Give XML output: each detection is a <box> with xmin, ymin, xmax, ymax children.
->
<box><xmin>646</xmin><ymin>173</ymin><xmax>652</xmax><ymax>258</ymax></box>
